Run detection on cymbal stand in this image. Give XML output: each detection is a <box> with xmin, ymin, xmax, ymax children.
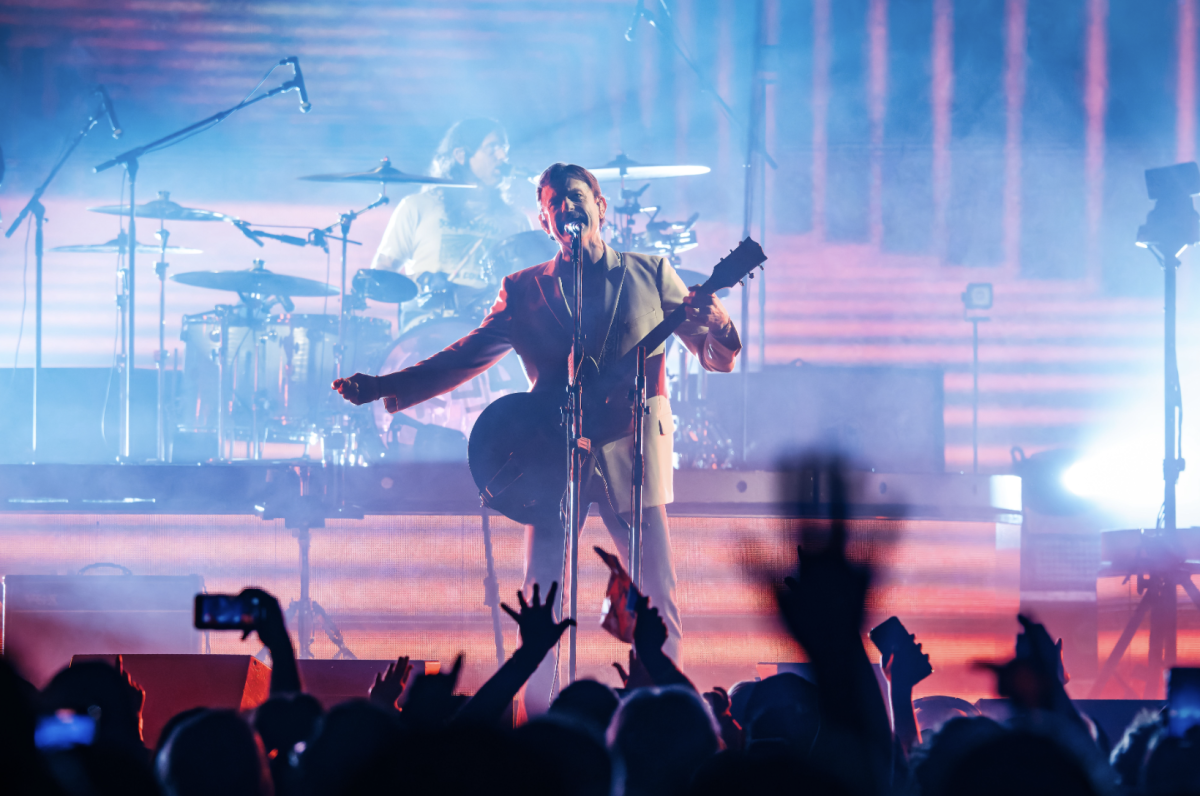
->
<box><xmin>216</xmin><ymin>308</ymin><xmax>230</xmax><ymax>461</ymax></box>
<box><xmin>95</xmin><ymin>60</ymin><xmax>307</xmax><ymax>460</ymax></box>
<box><xmin>5</xmin><ymin>99</ymin><xmax>107</xmax><ymax>461</ymax></box>
<box><xmin>154</xmin><ymin>224</ymin><xmax>172</xmax><ymax>461</ymax></box>
<box><xmin>318</xmin><ymin>195</ymin><xmax>388</xmax><ymax>381</ymax></box>
<box><xmin>566</xmin><ymin>227</ymin><xmax>586</xmax><ymax>685</ymax></box>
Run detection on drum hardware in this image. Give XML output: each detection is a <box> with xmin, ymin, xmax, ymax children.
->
<box><xmin>5</xmin><ymin>90</ymin><xmax>115</xmax><ymax>460</ymax></box>
<box><xmin>298</xmin><ymin>156</ymin><xmax>476</xmax><ymax>188</ymax></box>
<box><xmin>50</xmin><ymin>230</ymin><xmax>203</xmax><ymax>255</ymax></box>
<box><xmin>88</xmin><ymin>191</ymin><xmax>229</xmax><ymax>222</ymax></box>
<box><xmin>586</xmin><ymin>153</ymin><xmax>712</xmax><ymax>183</ymax></box>
<box><xmin>94</xmin><ymin>58</ymin><xmax>313</xmax><ymax>461</ymax></box>
<box><xmin>171</xmin><ymin>261</ymin><xmax>339</xmax><ymax>297</ymax></box>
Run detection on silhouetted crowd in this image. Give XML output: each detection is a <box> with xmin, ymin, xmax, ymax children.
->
<box><xmin>4</xmin><ymin>481</ymin><xmax>1200</xmax><ymax>796</ymax></box>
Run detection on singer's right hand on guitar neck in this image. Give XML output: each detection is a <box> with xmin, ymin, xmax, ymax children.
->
<box><xmin>332</xmin><ymin>373</ymin><xmax>381</xmax><ymax>405</ymax></box>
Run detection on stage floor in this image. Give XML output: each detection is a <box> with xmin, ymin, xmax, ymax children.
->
<box><xmin>0</xmin><ymin>509</ymin><xmax>1021</xmax><ymax>699</ymax></box>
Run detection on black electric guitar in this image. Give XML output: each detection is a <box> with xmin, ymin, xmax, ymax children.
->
<box><xmin>467</xmin><ymin>238</ymin><xmax>767</xmax><ymax>525</ymax></box>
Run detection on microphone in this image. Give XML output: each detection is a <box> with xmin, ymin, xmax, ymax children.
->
<box><xmin>96</xmin><ymin>85</ymin><xmax>123</xmax><ymax>138</ymax></box>
<box><xmin>279</xmin><ymin>56</ymin><xmax>312</xmax><ymax>113</ymax></box>
<box><xmin>562</xmin><ymin>210</ymin><xmax>586</xmax><ymax>237</ymax></box>
<box><xmin>625</xmin><ymin>0</ymin><xmax>646</xmax><ymax>41</ymax></box>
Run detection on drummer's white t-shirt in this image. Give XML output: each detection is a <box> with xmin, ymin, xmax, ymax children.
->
<box><xmin>370</xmin><ymin>188</ymin><xmax>531</xmax><ymax>288</ymax></box>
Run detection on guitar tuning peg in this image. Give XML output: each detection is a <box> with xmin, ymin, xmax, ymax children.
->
<box><xmin>749</xmin><ymin>272</ymin><xmax>755</xmax><ymax>279</ymax></box>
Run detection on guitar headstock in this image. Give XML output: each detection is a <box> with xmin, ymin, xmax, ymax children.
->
<box><xmin>703</xmin><ymin>238</ymin><xmax>767</xmax><ymax>293</ymax></box>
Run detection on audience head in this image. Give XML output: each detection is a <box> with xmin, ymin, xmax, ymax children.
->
<box><xmin>40</xmin><ymin>660</ymin><xmax>145</xmax><ymax>754</ymax></box>
<box><xmin>913</xmin><ymin>695</ymin><xmax>982</xmax><ymax>737</ymax></box>
<box><xmin>299</xmin><ymin>700</ymin><xmax>403</xmax><ymax>796</ymax></box>
<box><xmin>608</xmin><ymin>686</ymin><xmax>720</xmax><ymax>796</ymax></box>
<box><xmin>549</xmin><ymin>679</ymin><xmax>620</xmax><ymax>740</ymax></box>
<box><xmin>741</xmin><ymin>673</ymin><xmax>821</xmax><ymax>753</ymax></box>
<box><xmin>939</xmin><ymin>728</ymin><xmax>1098</xmax><ymax>796</ymax></box>
<box><xmin>515</xmin><ymin>717</ymin><xmax>612</xmax><ymax>796</ymax></box>
<box><xmin>1141</xmin><ymin>726</ymin><xmax>1200</xmax><ymax>795</ymax></box>
<box><xmin>156</xmin><ymin>709</ymin><xmax>272</xmax><ymax>796</ymax></box>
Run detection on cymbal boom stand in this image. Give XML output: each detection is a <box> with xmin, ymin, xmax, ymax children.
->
<box><xmin>94</xmin><ymin>62</ymin><xmax>305</xmax><ymax>460</ymax></box>
<box><xmin>5</xmin><ymin>100</ymin><xmax>107</xmax><ymax>461</ymax></box>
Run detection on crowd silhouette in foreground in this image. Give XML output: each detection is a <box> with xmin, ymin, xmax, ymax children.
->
<box><xmin>3</xmin><ymin>466</ymin><xmax>1200</xmax><ymax>796</ymax></box>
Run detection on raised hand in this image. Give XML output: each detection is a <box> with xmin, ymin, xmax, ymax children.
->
<box><xmin>883</xmin><ymin>635</ymin><xmax>933</xmax><ymax>691</ymax></box>
<box><xmin>331</xmin><ymin>372</ymin><xmax>381</xmax><ymax>405</ymax></box>
<box><xmin>776</xmin><ymin>466</ymin><xmax>871</xmax><ymax>656</ymax></box>
<box><xmin>236</xmin><ymin>587</ymin><xmax>300</xmax><ymax>694</ymax></box>
<box><xmin>501</xmin><ymin>582</ymin><xmax>575</xmax><ymax>659</ymax></box>
<box><xmin>632</xmin><ymin>594</ymin><xmax>668</xmax><ymax>659</ymax></box>
<box><xmin>369</xmin><ymin>656</ymin><xmax>412</xmax><ymax>711</ymax></box>
<box><xmin>402</xmin><ymin>654</ymin><xmax>464</xmax><ymax>726</ymax></box>
<box><xmin>115</xmin><ymin>654</ymin><xmax>146</xmax><ymax>730</ymax></box>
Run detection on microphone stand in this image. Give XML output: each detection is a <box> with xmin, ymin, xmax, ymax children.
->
<box><xmin>5</xmin><ymin>101</ymin><xmax>107</xmax><ymax>461</ymax></box>
<box><xmin>630</xmin><ymin>346</ymin><xmax>648</xmax><ymax>587</ymax></box>
<box><xmin>566</xmin><ymin>226</ymin><xmax>586</xmax><ymax>685</ymax></box>
<box><xmin>94</xmin><ymin>68</ymin><xmax>302</xmax><ymax>461</ymax></box>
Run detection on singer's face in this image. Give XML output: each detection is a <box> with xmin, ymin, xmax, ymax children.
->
<box><xmin>538</xmin><ymin>178</ymin><xmax>607</xmax><ymax>249</ymax></box>
<box><xmin>468</xmin><ymin>132</ymin><xmax>509</xmax><ymax>187</ymax></box>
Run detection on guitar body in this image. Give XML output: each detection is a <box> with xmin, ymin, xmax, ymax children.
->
<box><xmin>467</xmin><ymin>238</ymin><xmax>768</xmax><ymax>525</ymax></box>
<box><xmin>467</xmin><ymin>392</ymin><xmax>568</xmax><ymax>525</ymax></box>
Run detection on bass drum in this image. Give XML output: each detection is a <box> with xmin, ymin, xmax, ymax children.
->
<box><xmin>370</xmin><ymin>317</ymin><xmax>529</xmax><ymax>459</ymax></box>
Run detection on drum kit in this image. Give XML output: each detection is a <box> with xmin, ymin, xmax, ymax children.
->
<box><xmin>50</xmin><ymin>153</ymin><xmax>729</xmax><ymax>465</ymax></box>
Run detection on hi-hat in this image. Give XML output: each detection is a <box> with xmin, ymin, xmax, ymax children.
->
<box><xmin>588</xmin><ymin>154</ymin><xmax>711</xmax><ymax>182</ymax></box>
<box><xmin>300</xmin><ymin>157</ymin><xmax>474</xmax><ymax>187</ymax></box>
<box><xmin>88</xmin><ymin>191</ymin><xmax>227</xmax><ymax>222</ymax></box>
<box><xmin>172</xmin><ymin>265</ymin><xmax>337</xmax><ymax>297</ymax></box>
<box><xmin>52</xmin><ymin>231</ymin><xmax>202</xmax><ymax>255</ymax></box>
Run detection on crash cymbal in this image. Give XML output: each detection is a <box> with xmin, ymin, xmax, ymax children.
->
<box><xmin>171</xmin><ymin>265</ymin><xmax>337</xmax><ymax>297</ymax></box>
<box><xmin>300</xmin><ymin>157</ymin><xmax>474</xmax><ymax>187</ymax></box>
<box><xmin>351</xmin><ymin>268</ymin><xmax>418</xmax><ymax>304</ymax></box>
<box><xmin>588</xmin><ymin>154</ymin><xmax>711</xmax><ymax>182</ymax></box>
<box><xmin>89</xmin><ymin>191</ymin><xmax>227</xmax><ymax>222</ymax></box>
<box><xmin>52</xmin><ymin>232</ymin><xmax>202</xmax><ymax>255</ymax></box>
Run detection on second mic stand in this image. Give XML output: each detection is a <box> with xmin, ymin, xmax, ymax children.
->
<box><xmin>5</xmin><ymin>100</ymin><xmax>107</xmax><ymax>461</ymax></box>
<box><xmin>630</xmin><ymin>346</ymin><xmax>648</xmax><ymax>587</ymax></box>
<box><xmin>565</xmin><ymin>228</ymin><xmax>587</xmax><ymax>685</ymax></box>
<box><xmin>94</xmin><ymin>64</ymin><xmax>303</xmax><ymax>460</ymax></box>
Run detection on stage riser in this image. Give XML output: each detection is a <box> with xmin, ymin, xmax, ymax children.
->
<box><xmin>0</xmin><ymin>511</ymin><xmax>1023</xmax><ymax>700</ymax></box>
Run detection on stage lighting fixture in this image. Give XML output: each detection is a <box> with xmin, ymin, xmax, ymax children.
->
<box><xmin>1137</xmin><ymin>162</ymin><xmax>1200</xmax><ymax>256</ymax></box>
<box><xmin>961</xmin><ymin>283</ymin><xmax>993</xmax><ymax>311</ymax></box>
<box><xmin>1012</xmin><ymin>447</ymin><xmax>1092</xmax><ymax>516</ymax></box>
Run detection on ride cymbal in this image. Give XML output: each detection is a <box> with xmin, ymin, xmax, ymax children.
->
<box><xmin>52</xmin><ymin>232</ymin><xmax>202</xmax><ymax>255</ymax></box>
<box><xmin>300</xmin><ymin>157</ymin><xmax>474</xmax><ymax>187</ymax></box>
<box><xmin>171</xmin><ymin>266</ymin><xmax>337</xmax><ymax>297</ymax></box>
<box><xmin>88</xmin><ymin>191</ymin><xmax>227</xmax><ymax>222</ymax></box>
<box><xmin>588</xmin><ymin>154</ymin><xmax>710</xmax><ymax>182</ymax></box>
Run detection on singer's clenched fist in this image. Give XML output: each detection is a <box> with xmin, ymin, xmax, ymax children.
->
<box><xmin>332</xmin><ymin>373</ymin><xmax>381</xmax><ymax>405</ymax></box>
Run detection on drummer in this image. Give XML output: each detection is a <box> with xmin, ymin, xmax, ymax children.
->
<box><xmin>370</xmin><ymin>118</ymin><xmax>531</xmax><ymax>332</ymax></box>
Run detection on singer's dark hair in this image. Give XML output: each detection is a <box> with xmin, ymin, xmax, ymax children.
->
<box><xmin>431</xmin><ymin>118</ymin><xmax>508</xmax><ymax>182</ymax></box>
<box><xmin>535</xmin><ymin>163</ymin><xmax>603</xmax><ymax>205</ymax></box>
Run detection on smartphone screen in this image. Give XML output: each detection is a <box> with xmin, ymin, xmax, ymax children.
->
<box><xmin>194</xmin><ymin>593</ymin><xmax>260</xmax><ymax>630</ymax></box>
<box><xmin>1168</xmin><ymin>667</ymin><xmax>1200</xmax><ymax>737</ymax></box>
<box><xmin>35</xmin><ymin>710</ymin><xmax>96</xmax><ymax>751</ymax></box>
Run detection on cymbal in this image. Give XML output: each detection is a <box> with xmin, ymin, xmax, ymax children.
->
<box><xmin>171</xmin><ymin>267</ymin><xmax>337</xmax><ymax>297</ymax></box>
<box><xmin>352</xmin><ymin>268</ymin><xmax>418</xmax><ymax>303</ymax></box>
<box><xmin>676</xmin><ymin>268</ymin><xmax>731</xmax><ymax>298</ymax></box>
<box><xmin>51</xmin><ymin>235</ymin><xmax>202</xmax><ymax>255</ymax></box>
<box><xmin>88</xmin><ymin>191</ymin><xmax>227</xmax><ymax>222</ymax></box>
<box><xmin>299</xmin><ymin>157</ymin><xmax>474</xmax><ymax>187</ymax></box>
<box><xmin>588</xmin><ymin>154</ymin><xmax>711</xmax><ymax>182</ymax></box>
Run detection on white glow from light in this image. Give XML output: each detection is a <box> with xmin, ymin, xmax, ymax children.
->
<box><xmin>1062</xmin><ymin>394</ymin><xmax>1200</xmax><ymax>528</ymax></box>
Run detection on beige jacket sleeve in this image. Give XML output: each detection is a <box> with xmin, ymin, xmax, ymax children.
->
<box><xmin>660</xmin><ymin>259</ymin><xmax>741</xmax><ymax>372</ymax></box>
